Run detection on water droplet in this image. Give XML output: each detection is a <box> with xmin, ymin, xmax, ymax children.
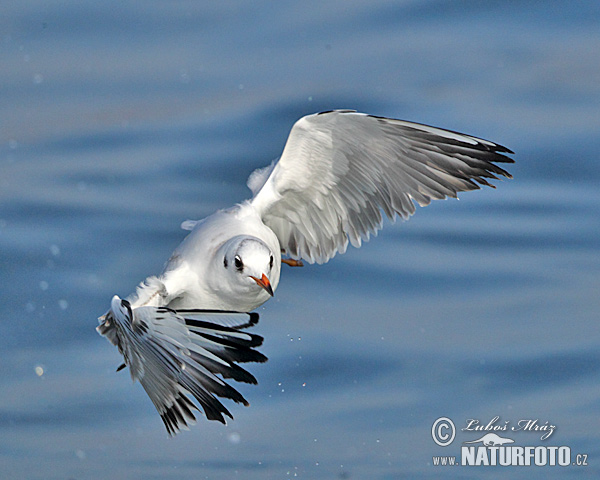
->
<box><xmin>33</xmin><ymin>73</ymin><xmax>43</xmax><ymax>84</ymax></box>
<box><xmin>228</xmin><ymin>432</ymin><xmax>241</xmax><ymax>444</ymax></box>
<box><xmin>34</xmin><ymin>365</ymin><xmax>44</xmax><ymax>376</ymax></box>
<box><xmin>39</xmin><ymin>280</ymin><xmax>49</xmax><ymax>291</ymax></box>
<box><xmin>180</xmin><ymin>69</ymin><xmax>190</xmax><ymax>84</ymax></box>
<box><xmin>58</xmin><ymin>299</ymin><xmax>69</xmax><ymax>310</ymax></box>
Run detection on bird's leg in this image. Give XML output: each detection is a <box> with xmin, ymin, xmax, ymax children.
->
<box><xmin>282</xmin><ymin>258</ymin><xmax>303</xmax><ymax>267</ymax></box>
<box><xmin>280</xmin><ymin>249</ymin><xmax>303</xmax><ymax>267</ymax></box>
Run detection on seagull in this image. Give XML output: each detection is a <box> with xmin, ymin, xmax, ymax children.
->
<box><xmin>97</xmin><ymin>109</ymin><xmax>514</xmax><ymax>434</ymax></box>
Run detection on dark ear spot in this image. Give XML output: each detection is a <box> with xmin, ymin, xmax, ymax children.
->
<box><xmin>269</xmin><ymin>255</ymin><xmax>274</xmax><ymax>269</ymax></box>
<box><xmin>223</xmin><ymin>256</ymin><xmax>228</xmax><ymax>268</ymax></box>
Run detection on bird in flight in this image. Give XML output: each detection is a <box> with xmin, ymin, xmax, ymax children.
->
<box><xmin>97</xmin><ymin>110</ymin><xmax>513</xmax><ymax>434</ymax></box>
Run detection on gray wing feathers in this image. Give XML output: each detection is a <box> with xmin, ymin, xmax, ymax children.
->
<box><xmin>250</xmin><ymin>110</ymin><xmax>513</xmax><ymax>264</ymax></box>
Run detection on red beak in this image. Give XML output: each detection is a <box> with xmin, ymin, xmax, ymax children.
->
<box><xmin>250</xmin><ymin>273</ymin><xmax>274</xmax><ymax>296</ymax></box>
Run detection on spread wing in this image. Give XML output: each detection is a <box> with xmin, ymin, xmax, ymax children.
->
<box><xmin>249</xmin><ymin>110</ymin><xmax>514</xmax><ymax>264</ymax></box>
<box><xmin>97</xmin><ymin>296</ymin><xmax>266</xmax><ymax>435</ymax></box>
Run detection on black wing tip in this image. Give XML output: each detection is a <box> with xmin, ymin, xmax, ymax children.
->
<box><xmin>160</xmin><ymin>390</ymin><xmax>244</xmax><ymax>435</ymax></box>
<box><xmin>247</xmin><ymin>312</ymin><xmax>260</xmax><ymax>326</ymax></box>
<box><xmin>488</xmin><ymin>160</ymin><xmax>514</xmax><ymax>180</ymax></box>
<box><xmin>366</xmin><ymin>111</ymin><xmax>516</xmax><ymax>159</ymax></box>
<box><xmin>496</xmin><ymin>145</ymin><xmax>515</xmax><ymax>156</ymax></box>
<box><xmin>317</xmin><ymin>109</ymin><xmax>357</xmax><ymax>115</ymax></box>
<box><xmin>176</xmin><ymin>309</ymin><xmax>260</xmax><ymax>330</ymax></box>
<box><xmin>315</xmin><ymin>110</ymin><xmax>516</xmax><ymax>157</ymax></box>
<box><xmin>159</xmin><ymin>309</ymin><xmax>265</xmax><ymax>435</ymax></box>
<box><xmin>184</xmin><ymin>320</ymin><xmax>264</xmax><ymax>345</ymax></box>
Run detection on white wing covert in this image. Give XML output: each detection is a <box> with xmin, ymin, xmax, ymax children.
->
<box><xmin>97</xmin><ymin>296</ymin><xmax>266</xmax><ymax>435</ymax></box>
<box><xmin>249</xmin><ymin>110</ymin><xmax>514</xmax><ymax>264</ymax></box>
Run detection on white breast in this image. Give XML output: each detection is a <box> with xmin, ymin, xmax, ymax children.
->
<box><xmin>160</xmin><ymin>204</ymin><xmax>281</xmax><ymax>311</ymax></box>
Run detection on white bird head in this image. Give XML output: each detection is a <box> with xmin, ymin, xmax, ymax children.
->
<box><xmin>214</xmin><ymin>235</ymin><xmax>279</xmax><ymax>309</ymax></box>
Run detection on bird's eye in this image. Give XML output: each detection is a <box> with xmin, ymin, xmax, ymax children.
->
<box><xmin>223</xmin><ymin>256</ymin><xmax>228</xmax><ymax>268</ymax></box>
<box><xmin>269</xmin><ymin>255</ymin><xmax>274</xmax><ymax>269</ymax></box>
<box><xmin>234</xmin><ymin>255</ymin><xmax>243</xmax><ymax>271</ymax></box>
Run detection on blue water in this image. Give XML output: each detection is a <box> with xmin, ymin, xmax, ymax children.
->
<box><xmin>2</xmin><ymin>1</ymin><xmax>600</xmax><ymax>478</ymax></box>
